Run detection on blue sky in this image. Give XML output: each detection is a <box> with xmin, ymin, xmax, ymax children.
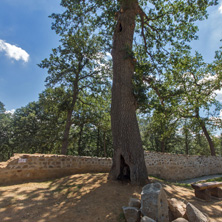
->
<box><xmin>0</xmin><ymin>0</ymin><xmax>222</xmax><ymax>113</ymax></box>
<box><xmin>0</xmin><ymin>0</ymin><xmax>62</xmax><ymax>111</ymax></box>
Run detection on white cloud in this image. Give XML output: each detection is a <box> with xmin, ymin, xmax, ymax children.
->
<box><xmin>215</xmin><ymin>90</ymin><xmax>222</xmax><ymax>103</ymax></box>
<box><xmin>196</xmin><ymin>73</ymin><xmax>222</xmax><ymax>103</ymax></box>
<box><xmin>5</xmin><ymin>109</ymin><xmax>15</xmax><ymax>115</ymax></box>
<box><xmin>198</xmin><ymin>73</ymin><xmax>218</xmax><ymax>84</ymax></box>
<box><xmin>0</xmin><ymin>39</ymin><xmax>29</xmax><ymax>62</ymax></box>
<box><xmin>219</xmin><ymin>3</ymin><xmax>222</xmax><ymax>14</ymax></box>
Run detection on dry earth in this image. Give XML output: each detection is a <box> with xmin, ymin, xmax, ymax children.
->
<box><xmin>0</xmin><ymin>173</ymin><xmax>221</xmax><ymax>222</ymax></box>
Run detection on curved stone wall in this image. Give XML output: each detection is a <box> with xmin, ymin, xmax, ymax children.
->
<box><xmin>0</xmin><ymin>154</ymin><xmax>112</xmax><ymax>185</ymax></box>
<box><xmin>144</xmin><ymin>152</ymin><xmax>222</xmax><ymax>181</ymax></box>
<box><xmin>0</xmin><ymin>152</ymin><xmax>222</xmax><ymax>185</ymax></box>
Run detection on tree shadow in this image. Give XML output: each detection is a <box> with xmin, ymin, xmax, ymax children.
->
<box><xmin>0</xmin><ymin>173</ymin><xmax>142</xmax><ymax>222</ymax></box>
<box><xmin>0</xmin><ymin>175</ymin><xmax>221</xmax><ymax>222</ymax></box>
<box><xmin>163</xmin><ymin>184</ymin><xmax>222</xmax><ymax>222</ymax></box>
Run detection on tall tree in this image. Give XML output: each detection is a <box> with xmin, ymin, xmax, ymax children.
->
<box><xmin>71</xmin><ymin>89</ymin><xmax>113</xmax><ymax>157</ymax></box>
<box><xmin>51</xmin><ymin>0</ymin><xmax>217</xmax><ymax>184</ymax></box>
<box><xmin>39</xmin><ymin>25</ymin><xmax>109</xmax><ymax>155</ymax></box>
<box><xmin>38</xmin><ymin>87</ymin><xmax>69</xmax><ymax>153</ymax></box>
<box><xmin>0</xmin><ymin>102</ymin><xmax>13</xmax><ymax>161</ymax></box>
<box><xmin>169</xmin><ymin>52</ymin><xmax>222</xmax><ymax>155</ymax></box>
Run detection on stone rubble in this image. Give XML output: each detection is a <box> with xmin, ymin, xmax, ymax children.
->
<box><xmin>140</xmin><ymin>183</ymin><xmax>169</xmax><ymax>222</ymax></box>
<box><xmin>168</xmin><ymin>198</ymin><xmax>186</xmax><ymax>220</ymax></box>
<box><xmin>185</xmin><ymin>203</ymin><xmax>209</xmax><ymax>222</ymax></box>
<box><xmin>129</xmin><ymin>198</ymin><xmax>141</xmax><ymax>209</ymax></box>
<box><xmin>122</xmin><ymin>206</ymin><xmax>140</xmax><ymax>222</ymax></box>
<box><xmin>171</xmin><ymin>218</ymin><xmax>188</xmax><ymax>222</ymax></box>
<box><xmin>122</xmin><ymin>182</ymin><xmax>209</xmax><ymax>222</ymax></box>
<box><xmin>140</xmin><ymin>216</ymin><xmax>156</xmax><ymax>222</ymax></box>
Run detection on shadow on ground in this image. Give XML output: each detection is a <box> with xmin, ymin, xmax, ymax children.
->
<box><xmin>0</xmin><ymin>173</ymin><xmax>141</xmax><ymax>222</ymax></box>
<box><xmin>0</xmin><ymin>174</ymin><xmax>221</xmax><ymax>222</ymax></box>
<box><xmin>164</xmin><ymin>184</ymin><xmax>222</xmax><ymax>222</ymax></box>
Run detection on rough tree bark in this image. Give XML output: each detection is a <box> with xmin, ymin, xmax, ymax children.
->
<box><xmin>201</xmin><ymin>121</ymin><xmax>216</xmax><ymax>156</ymax></box>
<box><xmin>184</xmin><ymin>120</ymin><xmax>189</xmax><ymax>155</ymax></box>
<box><xmin>185</xmin><ymin>131</ymin><xmax>189</xmax><ymax>155</ymax></box>
<box><xmin>96</xmin><ymin>127</ymin><xmax>100</xmax><ymax>156</ymax></box>
<box><xmin>109</xmin><ymin>0</ymin><xmax>148</xmax><ymax>185</ymax></box>
<box><xmin>61</xmin><ymin>79</ymin><xmax>79</xmax><ymax>155</ymax></box>
<box><xmin>195</xmin><ymin>108</ymin><xmax>216</xmax><ymax>156</ymax></box>
<box><xmin>161</xmin><ymin>139</ymin><xmax>165</xmax><ymax>153</ymax></box>
<box><xmin>103</xmin><ymin>132</ymin><xmax>107</xmax><ymax>157</ymax></box>
<box><xmin>77</xmin><ymin>123</ymin><xmax>84</xmax><ymax>156</ymax></box>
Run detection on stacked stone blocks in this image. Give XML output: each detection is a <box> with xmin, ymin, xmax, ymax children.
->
<box><xmin>0</xmin><ymin>152</ymin><xmax>222</xmax><ymax>185</ymax></box>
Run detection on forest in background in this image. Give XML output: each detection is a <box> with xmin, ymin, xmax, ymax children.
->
<box><xmin>1</xmin><ymin>75</ymin><xmax>222</xmax><ymax>162</ymax></box>
<box><xmin>1</xmin><ymin>1</ymin><xmax>222</xmax><ymax>162</ymax></box>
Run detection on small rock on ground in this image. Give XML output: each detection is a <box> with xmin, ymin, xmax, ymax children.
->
<box><xmin>122</xmin><ymin>206</ymin><xmax>140</xmax><ymax>222</ymax></box>
<box><xmin>172</xmin><ymin>218</ymin><xmax>188</xmax><ymax>222</ymax></box>
<box><xmin>185</xmin><ymin>202</ymin><xmax>209</xmax><ymax>222</ymax></box>
<box><xmin>140</xmin><ymin>216</ymin><xmax>156</xmax><ymax>222</ymax></box>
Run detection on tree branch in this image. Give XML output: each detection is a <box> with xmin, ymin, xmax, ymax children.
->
<box><xmin>143</xmin><ymin>76</ymin><xmax>165</xmax><ymax>107</ymax></box>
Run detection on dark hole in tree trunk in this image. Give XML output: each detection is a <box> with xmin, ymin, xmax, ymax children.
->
<box><xmin>117</xmin><ymin>155</ymin><xmax>130</xmax><ymax>181</ymax></box>
<box><xmin>119</xmin><ymin>23</ymin><xmax>122</xmax><ymax>32</ymax></box>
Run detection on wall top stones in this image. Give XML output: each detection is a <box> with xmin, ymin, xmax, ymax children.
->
<box><xmin>0</xmin><ymin>152</ymin><xmax>222</xmax><ymax>185</ymax></box>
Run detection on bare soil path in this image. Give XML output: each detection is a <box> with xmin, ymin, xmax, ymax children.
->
<box><xmin>0</xmin><ymin>173</ymin><xmax>221</xmax><ymax>222</ymax></box>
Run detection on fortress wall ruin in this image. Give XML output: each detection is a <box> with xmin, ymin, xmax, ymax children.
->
<box><xmin>0</xmin><ymin>152</ymin><xmax>222</xmax><ymax>185</ymax></box>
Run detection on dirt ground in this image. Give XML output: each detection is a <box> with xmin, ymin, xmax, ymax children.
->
<box><xmin>0</xmin><ymin>173</ymin><xmax>221</xmax><ymax>222</ymax></box>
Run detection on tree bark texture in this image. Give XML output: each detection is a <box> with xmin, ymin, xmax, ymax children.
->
<box><xmin>184</xmin><ymin>120</ymin><xmax>189</xmax><ymax>155</ymax></box>
<box><xmin>185</xmin><ymin>131</ymin><xmax>189</xmax><ymax>155</ymax></box>
<box><xmin>196</xmin><ymin>108</ymin><xmax>216</xmax><ymax>156</ymax></box>
<box><xmin>103</xmin><ymin>132</ymin><xmax>107</xmax><ymax>157</ymax></box>
<box><xmin>61</xmin><ymin>109</ymin><xmax>73</xmax><ymax>155</ymax></box>
<box><xmin>78</xmin><ymin>124</ymin><xmax>84</xmax><ymax>156</ymax></box>
<box><xmin>109</xmin><ymin>0</ymin><xmax>148</xmax><ymax>185</ymax></box>
<box><xmin>161</xmin><ymin>139</ymin><xmax>165</xmax><ymax>153</ymax></box>
<box><xmin>201</xmin><ymin>122</ymin><xmax>216</xmax><ymax>156</ymax></box>
<box><xmin>96</xmin><ymin>127</ymin><xmax>100</xmax><ymax>156</ymax></box>
<box><xmin>61</xmin><ymin>79</ymin><xmax>79</xmax><ymax>155</ymax></box>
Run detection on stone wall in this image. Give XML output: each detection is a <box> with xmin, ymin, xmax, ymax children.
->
<box><xmin>0</xmin><ymin>153</ymin><xmax>112</xmax><ymax>185</ymax></box>
<box><xmin>0</xmin><ymin>152</ymin><xmax>222</xmax><ymax>185</ymax></box>
<box><xmin>144</xmin><ymin>152</ymin><xmax>222</xmax><ymax>181</ymax></box>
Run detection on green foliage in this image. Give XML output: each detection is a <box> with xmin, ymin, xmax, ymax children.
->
<box><xmin>205</xmin><ymin>177</ymin><xmax>222</xmax><ymax>182</ymax></box>
<box><xmin>38</xmin><ymin>3</ymin><xmax>113</xmax><ymax>155</ymax></box>
<box><xmin>1</xmin><ymin>0</ymin><xmax>221</xmax><ymax>160</ymax></box>
<box><xmin>118</xmin><ymin>212</ymin><xmax>125</xmax><ymax>222</ymax></box>
<box><xmin>0</xmin><ymin>102</ymin><xmax>13</xmax><ymax>161</ymax></box>
<box><xmin>10</xmin><ymin>101</ymin><xmax>62</xmax><ymax>155</ymax></box>
<box><xmin>0</xmin><ymin>87</ymin><xmax>113</xmax><ymax>160</ymax></box>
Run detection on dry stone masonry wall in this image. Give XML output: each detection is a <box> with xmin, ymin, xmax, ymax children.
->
<box><xmin>144</xmin><ymin>152</ymin><xmax>222</xmax><ymax>181</ymax></box>
<box><xmin>0</xmin><ymin>152</ymin><xmax>222</xmax><ymax>185</ymax></box>
<box><xmin>0</xmin><ymin>153</ymin><xmax>112</xmax><ymax>185</ymax></box>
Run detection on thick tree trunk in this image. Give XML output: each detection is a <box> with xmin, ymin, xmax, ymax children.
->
<box><xmin>196</xmin><ymin>108</ymin><xmax>216</xmax><ymax>156</ymax></box>
<box><xmin>77</xmin><ymin>124</ymin><xmax>84</xmax><ymax>156</ymax></box>
<box><xmin>61</xmin><ymin>80</ymin><xmax>79</xmax><ymax>155</ymax></box>
<box><xmin>61</xmin><ymin>109</ymin><xmax>73</xmax><ymax>155</ymax></box>
<box><xmin>201</xmin><ymin>122</ymin><xmax>216</xmax><ymax>156</ymax></box>
<box><xmin>160</xmin><ymin>139</ymin><xmax>165</xmax><ymax>153</ymax></box>
<box><xmin>103</xmin><ymin>132</ymin><xmax>107</xmax><ymax>157</ymax></box>
<box><xmin>185</xmin><ymin>131</ymin><xmax>189</xmax><ymax>155</ymax></box>
<box><xmin>184</xmin><ymin>120</ymin><xmax>189</xmax><ymax>155</ymax></box>
<box><xmin>96</xmin><ymin>127</ymin><xmax>100</xmax><ymax>156</ymax></box>
<box><xmin>109</xmin><ymin>0</ymin><xmax>148</xmax><ymax>185</ymax></box>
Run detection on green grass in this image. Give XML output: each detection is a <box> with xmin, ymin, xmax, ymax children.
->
<box><xmin>118</xmin><ymin>212</ymin><xmax>125</xmax><ymax>222</ymax></box>
<box><xmin>170</xmin><ymin>182</ymin><xmax>192</xmax><ymax>189</ymax></box>
<box><xmin>205</xmin><ymin>177</ymin><xmax>222</xmax><ymax>182</ymax></box>
<box><xmin>149</xmin><ymin>176</ymin><xmax>192</xmax><ymax>189</ymax></box>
